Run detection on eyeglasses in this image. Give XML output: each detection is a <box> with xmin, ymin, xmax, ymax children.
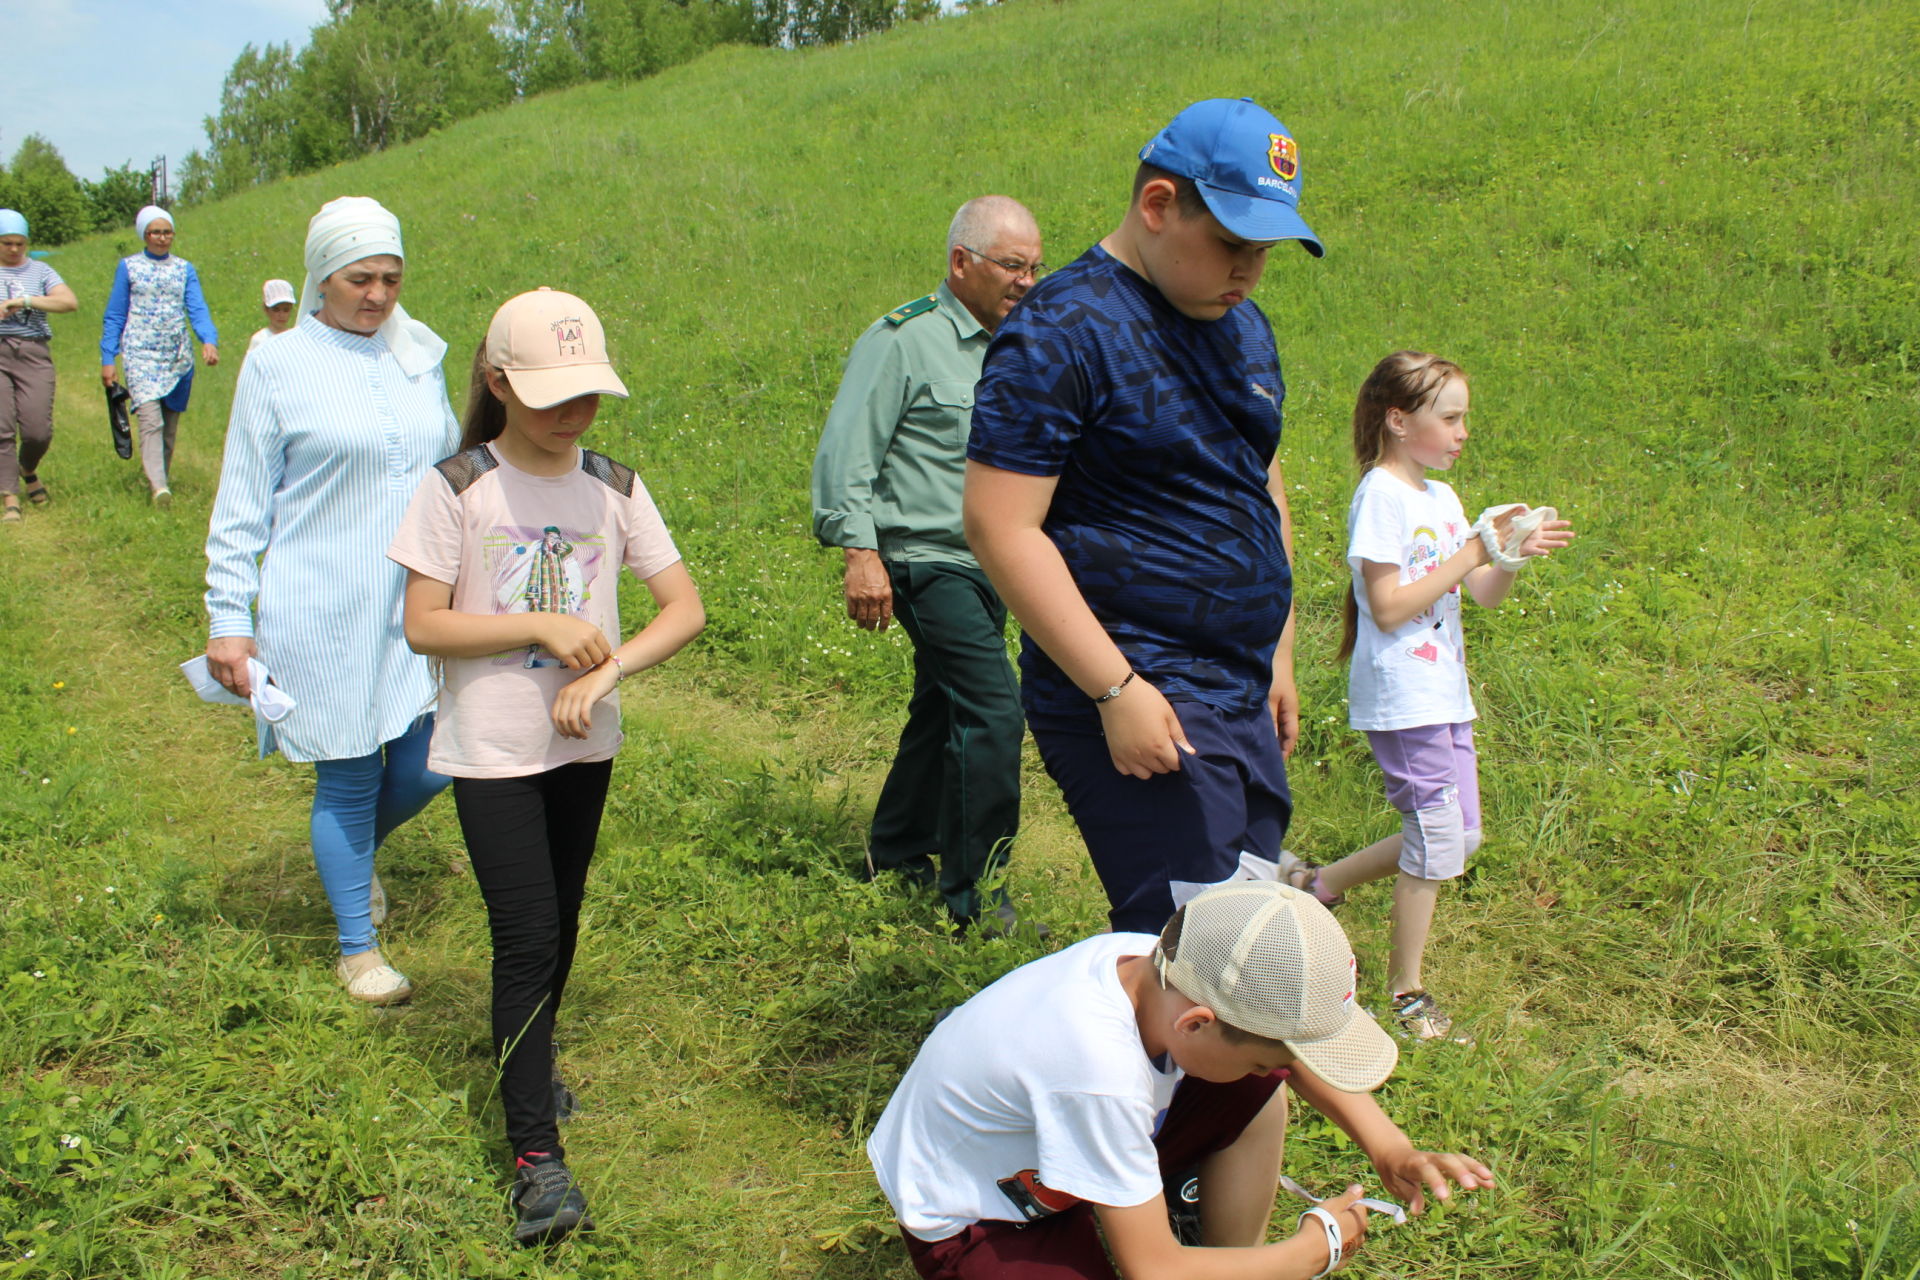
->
<box><xmin>961</xmin><ymin>246</ymin><xmax>1046</xmax><ymax>280</ymax></box>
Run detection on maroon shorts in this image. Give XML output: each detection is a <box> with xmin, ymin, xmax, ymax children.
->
<box><xmin>899</xmin><ymin>1071</ymin><xmax>1287</xmax><ymax>1280</ymax></box>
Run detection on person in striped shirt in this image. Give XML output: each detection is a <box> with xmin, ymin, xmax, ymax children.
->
<box><xmin>0</xmin><ymin>208</ymin><xmax>79</xmax><ymax>521</ymax></box>
<box><xmin>203</xmin><ymin>197</ymin><xmax>458</xmax><ymax>1006</ymax></box>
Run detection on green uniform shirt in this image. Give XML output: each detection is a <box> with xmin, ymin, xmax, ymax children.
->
<box><xmin>810</xmin><ymin>281</ymin><xmax>987</xmax><ymax>565</ymax></box>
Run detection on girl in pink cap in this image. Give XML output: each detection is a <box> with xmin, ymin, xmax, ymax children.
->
<box><xmin>387</xmin><ymin>288</ymin><xmax>705</xmax><ymax>1244</ymax></box>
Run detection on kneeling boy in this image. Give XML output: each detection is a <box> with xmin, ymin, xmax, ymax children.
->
<box><xmin>867</xmin><ymin>882</ymin><xmax>1491</xmax><ymax>1278</ymax></box>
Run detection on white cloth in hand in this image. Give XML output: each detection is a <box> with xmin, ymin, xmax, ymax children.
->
<box><xmin>179</xmin><ymin>654</ymin><xmax>298</xmax><ymax>725</ymax></box>
<box><xmin>1472</xmin><ymin>503</ymin><xmax>1556</xmax><ymax>571</ymax></box>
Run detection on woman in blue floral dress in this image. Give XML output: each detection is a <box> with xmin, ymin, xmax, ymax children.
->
<box><xmin>99</xmin><ymin>205</ymin><xmax>219</xmax><ymax>505</ymax></box>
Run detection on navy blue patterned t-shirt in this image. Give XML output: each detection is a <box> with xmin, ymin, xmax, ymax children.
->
<box><xmin>968</xmin><ymin>244</ymin><xmax>1292</xmax><ymax>718</ymax></box>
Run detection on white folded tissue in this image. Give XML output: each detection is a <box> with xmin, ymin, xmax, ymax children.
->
<box><xmin>179</xmin><ymin>654</ymin><xmax>297</xmax><ymax>724</ymax></box>
<box><xmin>1471</xmin><ymin>503</ymin><xmax>1556</xmax><ymax>572</ymax></box>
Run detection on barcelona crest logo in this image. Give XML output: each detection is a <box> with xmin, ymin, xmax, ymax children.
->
<box><xmin>1268</xmin><ymin>133</ymin><xmax>1299</xmax><ymax>181</ymax></box>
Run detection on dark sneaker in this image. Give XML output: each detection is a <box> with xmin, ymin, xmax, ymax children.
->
<box><xmin>512</xmin><ymin>1153</ymin><xmax>593</xmax><ymax>1245</ymax></box>
<box><xmin>552</xmin><ymin>1075</ymin><xmax>580</xmax><ymax>1123</ymax></box>
<box><xmin>958</xmin><ymin>902</ymin><xmax>1051</xmax><ymax>941</ymax></box>
<box><xmin>549</xmin><ymin>1043</ymin><xmax>579</xmax><ymax>1122</ymax></box>
<box><xmin>1390</xmin><ymin>990</ymin><xmax>1474</xmax><ymax>1045</ymax></box>
<box><xmin>863</xmin><ymin>850</ymin><xmax>937</xmax><ymax>889</ymax></box>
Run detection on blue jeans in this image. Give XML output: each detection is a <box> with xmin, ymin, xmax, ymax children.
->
<box><xmin>310</xmin><ymin>715</ymin><xmax>450</xmax><ymax>955</ymax></box>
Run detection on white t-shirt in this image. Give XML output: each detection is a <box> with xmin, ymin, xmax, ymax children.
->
<box><xmin>386</xmin><ymin>442</ymin><xmax>681</xmax><ymax>778</ymax></box>
<box><xmin>1345</xmin><ymin>467</ymin><xmax>1477</xmax><ymax>732</ymax></box>
<box><xmin>867</xmin><ymin>933</ymin><xmax>1180</xmax><ymax>1241</ymax></box>
<box><xmin>246</xmin><ymin>326</ymin><xmax>289</xmax><ymax>354</ymax></box>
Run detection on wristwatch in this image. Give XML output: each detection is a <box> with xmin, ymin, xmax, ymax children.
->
<box><xmin>1093</xmin><ymin>670</ymin><xmax>1135</xmax><ymax>703</ymax></box>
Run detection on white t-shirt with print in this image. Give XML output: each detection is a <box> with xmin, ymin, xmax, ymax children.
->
<box><xmin>387</xmin><ymin>442</ymin><xmax>681</xmax><ymax>778</ymax></box>
<box><xmin>867</xmin><ymin>932</ymin><xmax>1180</xmax><ymax>1242</ymax></box>
<box><xmin>1346</xmin><ymin>467</ymin><xmax>1477</xmax><ymax>732</ymax></box>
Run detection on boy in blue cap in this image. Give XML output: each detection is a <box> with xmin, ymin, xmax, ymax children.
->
<box><xmin>965</xmin><ymin>98</ymin><xmax>1322</xmax><ymax>933</ymax></box>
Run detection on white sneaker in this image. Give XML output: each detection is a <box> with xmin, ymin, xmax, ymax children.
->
<box><xmin>336</xmin><ymin>950</ymin><xmax>412</xmax><ymax>1005</ymax></box>
<box><xmin>369</xmin><ymin>873</ymin><xmax>388</xmax><ymax>928</ymax></box>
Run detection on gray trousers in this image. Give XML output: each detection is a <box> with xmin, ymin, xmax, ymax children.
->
<box><xmin>0</xmin><ymin>336</ymin><xmax>55</xmax><ymax>496</ymax></box>
<box><xmin>133</xmin><ymin>398</ymin><xmax>182</xmax><ymax>494</ymax></box>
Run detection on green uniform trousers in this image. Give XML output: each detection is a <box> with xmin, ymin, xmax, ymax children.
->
<box><xmin>870</xmin><ymin>560</ymin><xmax>1024</xmax><ymax>921</ymax></box>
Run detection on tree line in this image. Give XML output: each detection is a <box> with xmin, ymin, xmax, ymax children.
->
<box><xmin>0</xmin><ymin>138</ymin><xmax>155</xmax><ymax>248</ymax></box>
<box><xmin>177</xmin><ymin>0</ymin><xmax>957</xmax><ymax>206</ymax></box>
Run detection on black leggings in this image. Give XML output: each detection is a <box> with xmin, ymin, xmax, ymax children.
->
<box><xmin>452</xmin><ymin>758</ymin><xmax>613</xmax><ymax>1159</ymax></box>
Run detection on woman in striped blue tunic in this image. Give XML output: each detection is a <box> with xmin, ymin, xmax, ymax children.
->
<box><xmin>203</xmin><ymin>197</ymin><xmax>457</xmax><ymax>1005</ymax></box>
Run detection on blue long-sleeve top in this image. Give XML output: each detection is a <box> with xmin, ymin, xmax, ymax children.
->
<box><xmin>100</xmin><ymin>249</ymin><xmax>218</xmax><ymax>409</ymax></box>
<box><xmin>99</xmin><ymin>250</ymin><xmax>218</xmax><ymax>362</ymax></box>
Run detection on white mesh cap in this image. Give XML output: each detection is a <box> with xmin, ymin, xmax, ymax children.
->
<box><xmin>1157</xmin><ymin>881</ymin><xmax>1398</xmax><ymax>1093</ymax></box>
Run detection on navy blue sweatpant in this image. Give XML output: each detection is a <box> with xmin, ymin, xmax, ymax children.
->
<box><xmin>1029</xmin><ymin>702</ymin><xmax>1291</xmax><ymax>934</ymax></box>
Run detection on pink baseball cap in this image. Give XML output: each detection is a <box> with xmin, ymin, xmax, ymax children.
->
<box><xmin>485</xmin><ymin>287</ymin><xmax>629</xmax><ymax>409</ymax></box>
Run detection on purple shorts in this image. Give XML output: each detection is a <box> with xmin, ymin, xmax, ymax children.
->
<box><xmin>1365</xmin><ymin>721</ymin><xmax>1481</xmax><ymax>880</ymax></box>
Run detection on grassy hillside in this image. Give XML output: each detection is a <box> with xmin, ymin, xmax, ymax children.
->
<box><xmin>3</xmin><ymin>0</ymin><xmax>1917</xmax><ymax>1276</ymax></box>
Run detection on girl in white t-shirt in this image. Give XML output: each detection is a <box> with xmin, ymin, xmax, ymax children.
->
<box><xmin>1284</xmin><ymin>352</ymin><xmax>1572</xmax><ymax>1043</ymax></box>
<box><xmin>387</xmin><ymin>288</ymin><xmax>704</xmax><ymax>1246</ymax></box>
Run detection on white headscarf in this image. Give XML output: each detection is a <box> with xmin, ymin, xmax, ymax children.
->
<box><xmin>299</xmin><ymin>196</ymin><xmax>446</xmax><ymax>378</ymax></box>
<box><xmin>135</xmin><ymin>205</ymin><xmax>172</xmax><ymax>238</ymax></box>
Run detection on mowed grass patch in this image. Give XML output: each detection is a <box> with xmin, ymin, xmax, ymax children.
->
<box><xmin>4</xmin><ymin>0</ymin><xmax>1918</xmax><ymax>1275</ymax></box>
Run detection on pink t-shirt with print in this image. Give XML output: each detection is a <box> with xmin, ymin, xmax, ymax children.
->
<box><xmin>388</xmin><ymin>442</ymin><xmax>681</xmax><ymax>778</ymax></box>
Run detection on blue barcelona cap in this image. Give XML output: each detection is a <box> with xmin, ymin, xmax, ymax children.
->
<box><xmin>1138</xmin><ymin>98</ymin><xmax>1323</xmax><ymax>257</ymax></box>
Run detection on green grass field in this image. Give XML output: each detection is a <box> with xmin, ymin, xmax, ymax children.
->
<box><xmin>3</xmin><ymin>0</ymin><xmax>1917</xmax><ymax>1275</ymax></box>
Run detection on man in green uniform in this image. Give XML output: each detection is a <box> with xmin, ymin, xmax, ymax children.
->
<box><xmin>811</xmin><ymin>195</ymin><xmax>1044</xmax><ymax>934</ymax></box>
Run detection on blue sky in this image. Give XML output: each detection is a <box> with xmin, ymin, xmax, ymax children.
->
<box><xmin>11</xmin><ymin>0</ymin><xmax>332</xmax><ymax>184</ymax></box>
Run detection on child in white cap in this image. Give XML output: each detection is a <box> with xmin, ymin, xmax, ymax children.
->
<box><xmin>387</xmin><ymin>287</ymin><xmax>706</xmax><ymax>1245</ymax></box>
<box><xmin>245</xmin><ymin>279</ymin><xmax>297</xmax><ymax>356</ymax></box>
<box><xmin>867</xmin><ymin>880</ymin><xmax>1493</xmax><ymax>1278</ymax></box>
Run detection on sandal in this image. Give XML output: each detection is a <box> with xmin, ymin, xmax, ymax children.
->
<box><xmin>1390</xmin><ymin>990</ymin><xmax>1474</xmax><ymax>1045</ymax></box>
<box><xmin>22</xmin><ymin>474</ymin><xmax>47</xmax><ymax>505</ymax></box>
<box><xmin>1276</xmin><ymin>850</ymin><xmax>1343</xmax><ymax>907</ymax></box>
<box><xmin>2</xmin><ymin>498</ymin><xmax>20</xmax><ymax>524</ymax></box>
